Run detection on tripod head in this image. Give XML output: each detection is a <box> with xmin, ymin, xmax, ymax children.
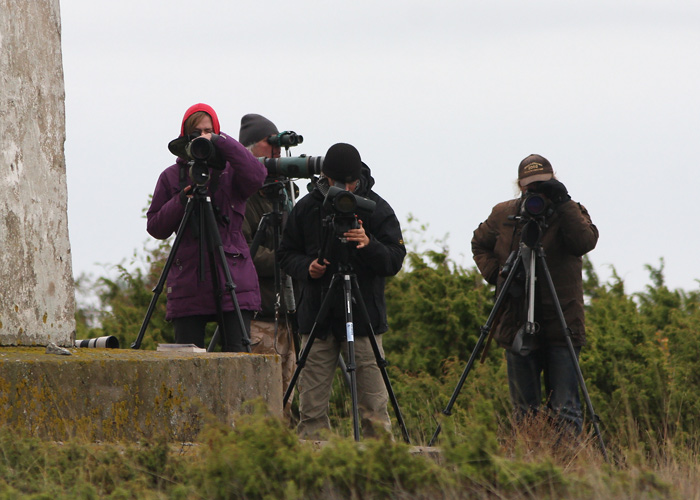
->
<box><xmin>506</xmin><ymin>214</ymin><xmax>547</xmax><ymax>250</ymax></box>
<box><xmin>188</xmin><ymin>160</ymin><xmax>212</xmax><ymax>188</ymax></box>
<box><xmin>315</xmin><ymin>185</ymin><xmax>376</xmax><ymax>266</ymax></box>
<box><xmin>317</xmin><ymin>213</ymin><xmax>357</xmax><ymax>269</ymax></box>
<box><xmin>258</xmin><ymin>177</ymin><xmax>299</xmax><ymax>212</ymax></box>
<box><xmin>521</xmin><ymin>218</ymin><xmax>545</xmax><ymax>249</ymax></box>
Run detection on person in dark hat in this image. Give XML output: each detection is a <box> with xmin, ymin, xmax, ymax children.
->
<box><xmin>239</xmin><ymin>113</ymin><xmax>281</xmax><ymax>159</ymax></box>
<box><xmin>278</xmin><ymin>143</ymin><xmax>406</xmax><ymax>440</ymax></box>
<box><xmin>239</xmin><ymin>113</ymin><xmax>298</xmax><ymax>424</ymax></box>
<box><xmin>146</xmin><ymin>103</ymin><xmax>267</xmax><ymax>351</ymax></box>
<box><xmin>471</xmin><ymin>154</ymin><xmax>598</xmax><ymax>435</ymax></box>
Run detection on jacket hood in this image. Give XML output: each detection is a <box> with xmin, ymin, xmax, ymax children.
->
<box><xmin>356</xmin><ymin>161</ymin><xmax>375</xmax><ymax>196</ymax></box>
<box><xmin>180</xmin><ymin>103</ymin><xmax>221</xmax><ymax>137</ymax></box>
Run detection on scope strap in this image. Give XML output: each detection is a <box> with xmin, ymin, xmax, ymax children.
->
<box><xmin>508</xmin><ymin>203</ymin><xmax>522</xmax><ymax>255</ymax></box>
<box><xmin>208</xmin><ymin>167</ymin><xmax>222</xmax><ymax>196</ymax></box>
<box><xmin>178</xmin><ymin>163</ymin><xmax>188</xmax><ymax>192</ymax></box>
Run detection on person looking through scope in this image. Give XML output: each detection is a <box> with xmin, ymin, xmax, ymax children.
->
<box><xmin>146</xmin><ymin>103</ymin><xmax>267</xmax><ymax>351</ymax></box>
<box><xmin>278</xmin><ymin>143</ymin><xmax>406</xmax><ymax>440</ymax></box>
<box><xmin>240</xmin><ymin>113</ymin><xmax>299</xmax><ymax>423</ymax></box>
<box><xmin>471</xmin><ymin>154</ymin><xmax>598</xmax><ymax>435</ymax></box>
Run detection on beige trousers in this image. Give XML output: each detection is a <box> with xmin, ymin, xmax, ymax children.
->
<box><xmin>250</xmin><ymin>319</ymin><xmax>297</xmax><ymax>419</ymax></box>
<box><xmin>296</xmin><ymin>333</ymin><xmax>391</xmax><ymax>440</ymax></box>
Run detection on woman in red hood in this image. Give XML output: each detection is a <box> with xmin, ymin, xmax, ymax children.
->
<box><xmin>147</xmin><ymin>103</ymin><xmax>267</xmax><ymax>351</ymax></box>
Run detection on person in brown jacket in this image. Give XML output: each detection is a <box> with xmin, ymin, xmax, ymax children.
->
<box><xmin>471</xmin><ymin>154</ymin><xmax>598</xmax><ymax>434</ymax></box>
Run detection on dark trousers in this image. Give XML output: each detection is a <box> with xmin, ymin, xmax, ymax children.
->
<box><xmin>172</xmin><ymin>311</ymin><xmax>253</xmax><ymax>352</ymax></box>
<box><xmin>506</xmin><ymin>344</ymin><xmax>582</xmax><ymax>434</ymax></box>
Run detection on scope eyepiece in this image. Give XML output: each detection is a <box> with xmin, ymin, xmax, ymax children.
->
<box><xmin>521</xmin><ymin>193</ymin><xmax>547</xmax><ymax>217</ymax></box>
<box><xmin>326</xmin><ymin>190</ymin><xmax>357</xmax><ymax>214</ymax></box>
<box><xmin>322</xmin><ymin>186</ymin><xmax>376</xmax><ymax>216</ymax></box>
<box><xmin>267</xmin><ymin>131</ymin><xmax>304</xmax><ymax>148</ymax></box>
<box><xmin>186</xmin><ymin>136</ymin><xmax>215</xmax><ymax>162</ymax></box>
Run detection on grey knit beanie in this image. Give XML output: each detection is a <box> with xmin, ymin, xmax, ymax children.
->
<box><xmin>239</xmin><ymin>114</ymin><xmax>279</xmax><ymax>146</ymax></box>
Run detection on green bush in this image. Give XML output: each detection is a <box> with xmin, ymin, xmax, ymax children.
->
<box><xmin>67</xmin><ymin>216</ymin><xmax>700</xmax><ymax>497</ymax></box>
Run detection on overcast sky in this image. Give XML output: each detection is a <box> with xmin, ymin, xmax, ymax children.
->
<box><xmin>60</xmin><ymin>0</ymin><xmax>700</xmax><ymax>296</ymax></box>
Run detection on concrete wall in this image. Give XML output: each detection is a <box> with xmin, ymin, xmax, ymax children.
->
<box><xmin>0</xmin><ymin>348</ymin><xmax>283</xmax><ymax>441</ymax></box>
<box><xmin>0</xmin><ymin>0</ymin><xmax>75</xmax><ymax>345</ymax></box>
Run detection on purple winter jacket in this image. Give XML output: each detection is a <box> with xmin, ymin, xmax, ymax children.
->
<box><xmin>146</xmin><ymin>132</ymin><xmax>267</xmax><ymax>320</ymax></box>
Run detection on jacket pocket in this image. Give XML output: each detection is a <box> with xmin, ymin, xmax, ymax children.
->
<box><xmin>223</xmin><ymin>246</ymin><xmax>257</xmax><ymax>294</ymax></box>
<box><xmin>166</xmin><ymin>244</ymin><xmax>199</xmax><ymax>300</ymax></box>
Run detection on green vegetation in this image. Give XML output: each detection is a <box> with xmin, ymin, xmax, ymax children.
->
<box><xmin>57</xmin><ymin>221</ymin><xmax>700</xmax><ymax>498</ymax></box>
<box><xmin>0</xmin><ymin>401</ymin><xmax>691</xmax><ymax>499</ymax></box>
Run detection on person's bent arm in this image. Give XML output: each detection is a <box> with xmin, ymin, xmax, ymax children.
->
<box><xmin>352</xmin><ymin>198</ymin><xmax>406</xmax><ymax>277</ymax></box>
<box><xmin>472</xmin><ymin>210</ymin><xmax>501</xmax><ymax>285</ymax></box>
<box><xmin>146</xmin><ymin>170</ymin><xmax>186</xmax><ymax>240</ymax></box>
<box><xmin>278</xmin><ymin>206</ymin><xmax>317</xmax><ymax>282</ymax></box>
<box><xmin>556</xmin><ymin>201</ymin><xmax>599</xmax><ymax>257</ymax></box>
<box><xmin>214</xmin><ymin>132</ymin><xmax>267</xmax><ymax>200</ymax></box>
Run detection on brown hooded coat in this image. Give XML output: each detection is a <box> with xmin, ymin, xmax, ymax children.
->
<box><xmin>471</xmin><ymin>198</ymin><xmax>598</xmax><ymax>349</ymax></box>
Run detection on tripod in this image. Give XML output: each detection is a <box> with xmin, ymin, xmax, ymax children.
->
<box><xmin>207</xmin><ymin>179</ymin><xmax>298</xmax><ymax>352</ymax></box>
<box><xmin>248</xmin><ymin>180</ymin><xmax>297</xmax><ymax>337</ymax></box>
<box><xmin>282</xmin><ymin>224</ymin><xmax>411</xmax><ymax>443</ymax></box>
<box><xmin>131</xmin><ymin>182</ymin><xmax>252</xmax><ymax>352</ymax></box>
<box><xmin>428</xmin><ymin>218</ymin><xmax>608</xmax><ymax>461</ymax></box>
<box><xmin>246</xmin><ymin>182</ymin><xmax>357</xmax><ymax>394</ymax></box>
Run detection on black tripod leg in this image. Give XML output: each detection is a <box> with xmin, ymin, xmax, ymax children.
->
<box><xmin>342</xmin><ymin>275</ymin><xmax>361</xmax><ymax>441</ymax></box>
<box><xmin>283</xmin><ymin>273</ymin><xmax>342</xmax><ymax>407</ymax></box>
<box><xmin>204</xmin><ymin>222</ymin><xmax>230</xmax><ymax>352</ymax></box>
<box><xmin>428</xmin><ymin>252</ymin><xmax>524</xmax><ymax>446</ymax></box>
<box><xmin>249</xmin><ymin>213</ymin><xmax>270</xmax><ymax>260</ymax></box>
<box><xmin>207</xmin><ymin>327</ymin><xmax>220</xmax><ymax>352</ymax></box>
<box><xmin>536</xmin><ymin>250</ymin><xmax>609</xmax><ymax>462</ymax></box>
<box><xmin>201</xmin><ymin>199</ymin><xmax>252</xmax><ymax>353</ymax></box>
<box><xmin>350</xmin><ymin>275</ymin><xmax>411</xmax><ymax>444</ymax></box>
<box><xmin>427</xmin><ymin>326</ymin><xmax>489</xmax><ymax>446</ymax></box>
<box><xmin>132</xmin><ymin>199</ymin><xmax>196</xmax><ymax>349</ymax></box>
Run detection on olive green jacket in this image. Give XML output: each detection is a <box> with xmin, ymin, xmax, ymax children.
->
<box><xmin>242</xmin><ymin>191</ymin><xmax>289</xmax><ymax>319</ymax></box>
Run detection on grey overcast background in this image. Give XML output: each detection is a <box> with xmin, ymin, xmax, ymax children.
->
<box><xmin>61</xmin><ymin>0</ymin><xmax>700</xmax><ymax>296</ymax></box>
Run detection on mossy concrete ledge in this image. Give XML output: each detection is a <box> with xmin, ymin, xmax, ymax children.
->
<box><xmin>0</xmin><ymin>348</ymin><xmax>282</xmax><ymax>442</ymax></box>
